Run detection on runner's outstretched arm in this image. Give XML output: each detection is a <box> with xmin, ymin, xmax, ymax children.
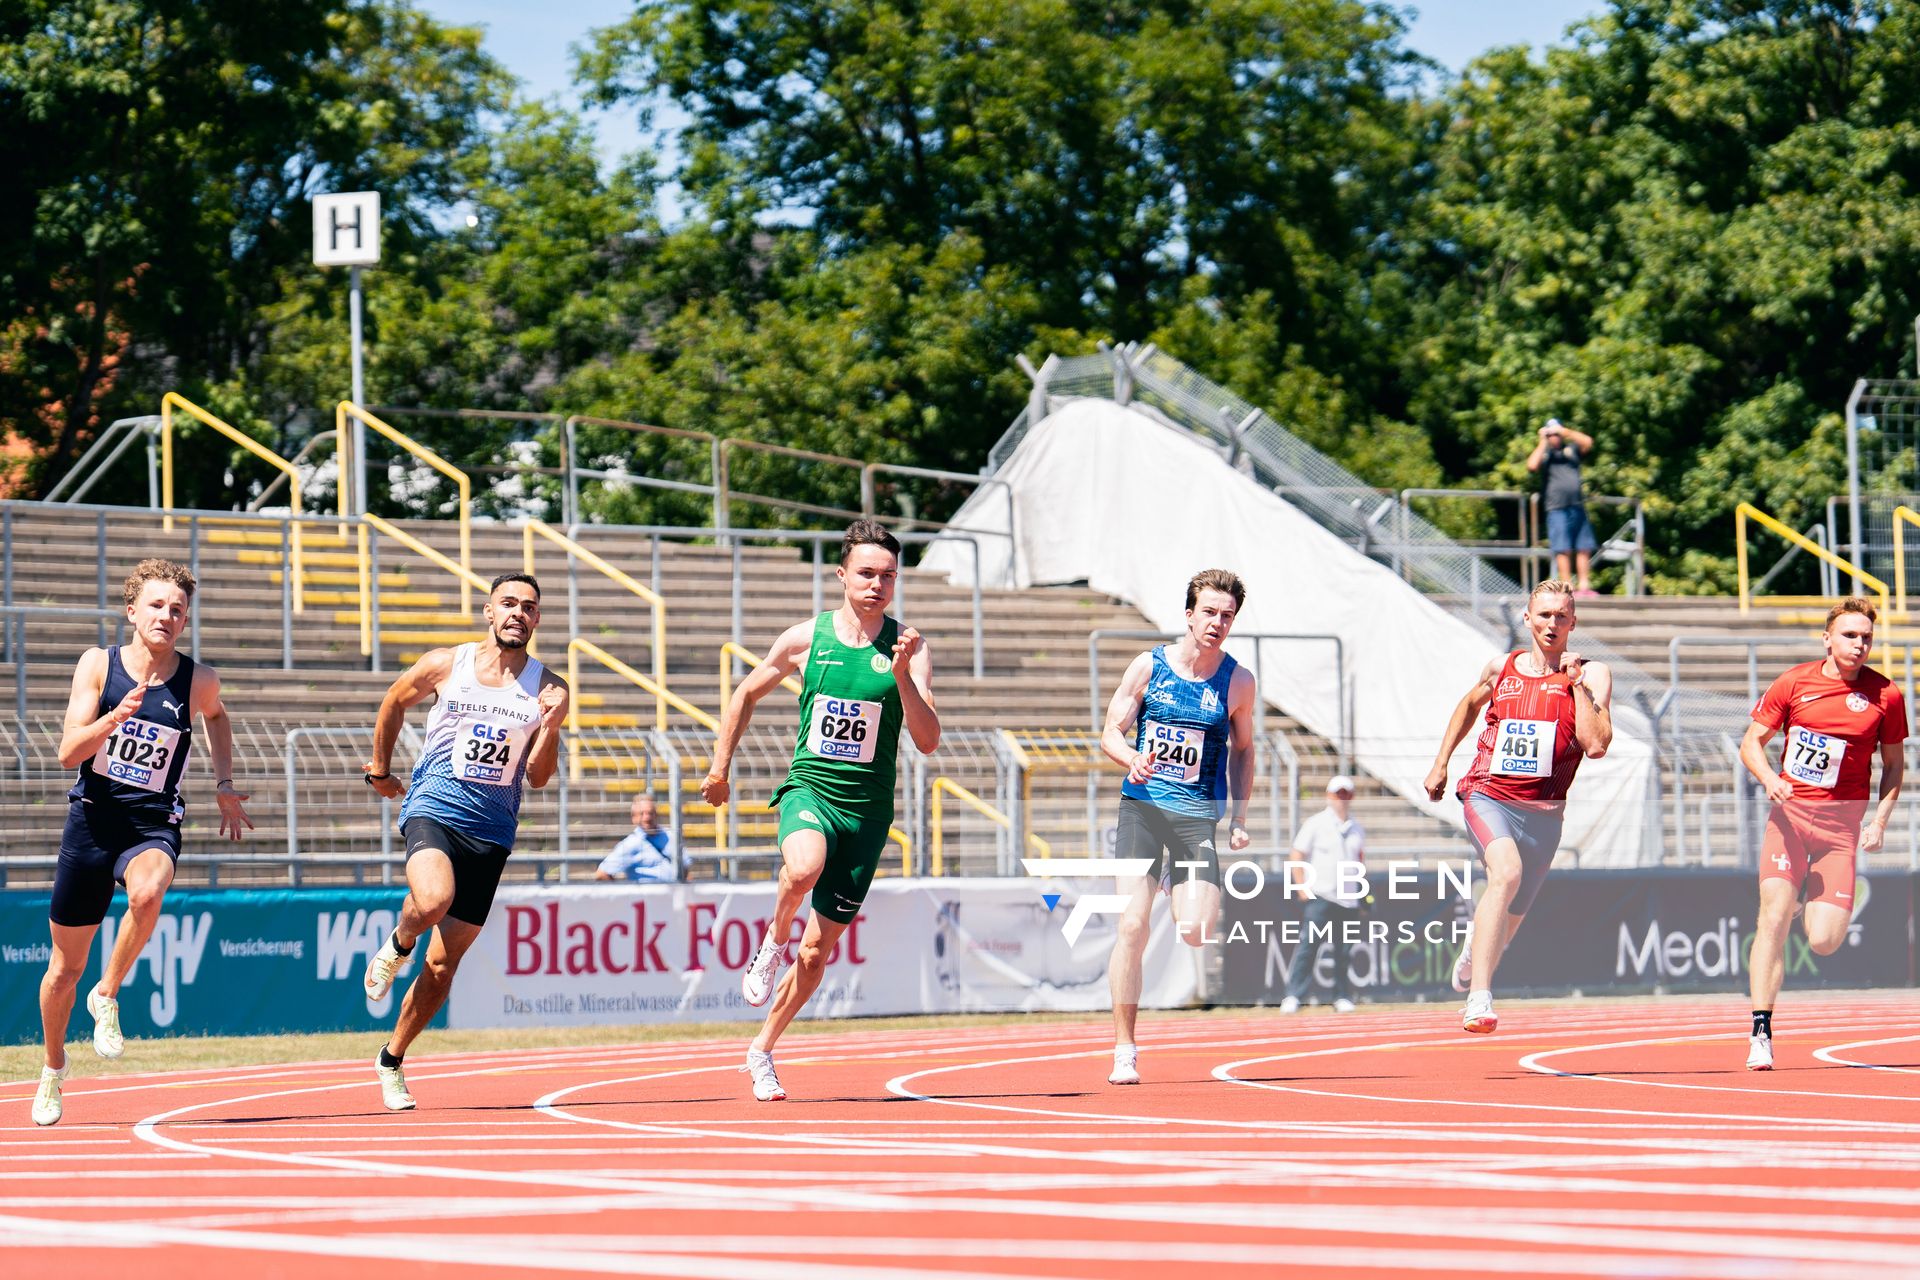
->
<box><xmin>1423</xmin><ymin>655</ymin><xmax>1503</xmax><ymax>801</ymax></box>
<box><xmin>892</xmin><ymin>628</ymin><xmax>940</xmax><ymax>753</ymax></box>
<box><xmin>1864</xmin><ymin>742</ymin><xmax>1905</xmax><ymax>852</ymax></box>
<box><xmin>192</xmin><ymin>666</ymin><xmax>253</xmax><ymax>838</ymax></box>
<box><xmin>1569</xmin><ymin>658</ymin><xmax>1613</xmax><ymax>757</ymax></box>
<box><xmin>1225</xmin><ymin>667</ymin><xmax>1256</xmax><ymax>848</ymax></box>
<box><xmin>523</xmin><ymin>674</ymin><xmax>571</xmax><ymax>789</ymax></box>
<box><xmin>1101</xmin><ymin>652</ymin><xmax>1155</xmax><ymax>785</ymax></box>
<box><xmin>57</xmin><ymin>648</ymin><xmax>143</xmax><ymax>767</ymax></box>
<box><xmin>364</xmin><ymin>649</ymin><xmax>453</xmax><ymax>798</ymax></box>
<box><xmin>701</xmin><ymin>623</ymin><xmax>809</xmax><ymax>806</ymax></box>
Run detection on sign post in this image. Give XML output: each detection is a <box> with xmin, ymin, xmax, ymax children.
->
<box><xmin>312</xmin><ymin>191</ymin><xmax>382</xmax><ymax>515</ymax></box>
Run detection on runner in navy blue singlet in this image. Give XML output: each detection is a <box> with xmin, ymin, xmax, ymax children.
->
<box><xmin>1098</xmin><ymin>569</ymin><xmax>1258</xmax><ymax>1086</ymax></box>
<box><xmin>33</xmin><ymin>560</ymin><xmax>252</xmax><ymax>1126</ymax></box>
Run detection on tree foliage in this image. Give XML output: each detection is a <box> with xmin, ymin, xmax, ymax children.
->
<box><xmin>9</xmin><ymin>0</ymin><xmax>1920</xmax><ymax>587</ymax></box>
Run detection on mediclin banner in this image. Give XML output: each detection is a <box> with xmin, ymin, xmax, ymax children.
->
<box><xmin>1218</xmin><ymin>868</ymin><xmax>1918</xmax><ymax>1004</ymax></box>
<box><xmin>0</xmin><ymin>887</ymin><xmax>443</xmax><ymax>1043</ymax></box>
<box><xmin>445</xmin><ymin>878</ymin><xmax>1198</xmax><ymax>1028</ymax></box>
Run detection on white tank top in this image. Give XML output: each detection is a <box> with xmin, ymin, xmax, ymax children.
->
<box><xmin>398</xmin><ymin>643</ymin><xmax>546</xmax><ymax>845</ymax></box>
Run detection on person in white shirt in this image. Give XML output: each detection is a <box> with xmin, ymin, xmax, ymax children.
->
<box><xmin>595</xmin><ymin>796</ymin><xmax>679</xmax><ymax>883</ymax></box>
<box><xmin>1282</xmin><ymin>775</ymin><xmax>1365</xmax><ymax>1013</ymax></box>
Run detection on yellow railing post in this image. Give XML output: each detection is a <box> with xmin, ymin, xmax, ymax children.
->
<box><xmin>1735</xmin><ymin>505</ymin><xmax>1750</xmax><ymax>617</ymax></box>
<box><xmin>718</xmin><ymin>641</ymin><xmax>802</xmax><ymax>712</ymax></box>
<box><xmin>161</xmin><ymin>392</ymin><xmax>305</xmax><ymax>613</ymax></box>
<box><xmin>339</xmin><ymin>402</ymin><xmax>473</xmax><ymax>618</ymax></box>
<box><xmin>928</xmin><ymin>776</ymin><xmax>1050</xmax><ymax>878</ymax></box>
<box><xmin>526</xmin><ymin>520</ymin><xmax>673</xmax><ymax>731</ymax></box>
<box><xmin>359</xmin><ymin>513</ymin><xmax>490</xmax><ymax>661</ymax></box>
<box><xmin>1736</xmin><ymin>501</ymin><xmax>1893</xmax><ymax>668</ymax></box>
<box><xmin>1892</xmin><ymin>505</ymin><xmax>1920</xmax><ymax>617</ymax></box>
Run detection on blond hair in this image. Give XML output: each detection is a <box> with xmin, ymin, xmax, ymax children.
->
<box><xmin>1185</xmin><ymin>568</ymin><xmax>1246</xmax><ymax>611</ymax></box>
<box><xmin>122</xmin><ymin>558</ymin><xmax>196</xmax><ymax>607</ymax></box>
<box><xmin>1528</xmin><ymin>578</ymin><xmax>1576</xmax><ymax>611</ymax></box>
<box><xmin>1825</xmin><ymin>596</ymin><xmax>1877</xmax><ymax>629</ymax></box>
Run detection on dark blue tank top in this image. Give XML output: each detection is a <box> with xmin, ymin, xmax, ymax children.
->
<box><xmin>1121</xmin><ymin>646</ymin><xmax>1237</xmax><ymax>819</ymax></box>
<box><xmin>68</xmin><ymin>647</ymin><xmax>196</xmax><ymax>820</ymax></box>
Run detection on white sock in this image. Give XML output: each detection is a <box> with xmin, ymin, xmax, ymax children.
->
<box><xmin>1114</xmin><ymin>1042</ymin><xmax>1135</xmax><ymax>1056</ymax></box>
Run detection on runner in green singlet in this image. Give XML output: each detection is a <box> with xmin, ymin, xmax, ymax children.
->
<box><xmin>700</xmin><ymin>520</ymin><xmax>941</xmax><ymax>1101</ymax></box>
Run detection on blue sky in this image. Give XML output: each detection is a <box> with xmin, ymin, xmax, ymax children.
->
<box><xmin>419</xmin><ymin>0</ymin><xmax>1609</xmax><ymax>181</ymax></box>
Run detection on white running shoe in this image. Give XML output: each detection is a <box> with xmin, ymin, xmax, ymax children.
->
<box><xmin>376</xmin><ymin>1055</ymin><xmax>416</xmax><ymax>1111</ymax></box>
<box><xmin>1333</xmin><ymin>998</ymin><xmax>1357</xmax><ymax>1013</ymax></box>
<box><xmin>1108</xmin><ymin>1044</ymin><xmax>1140</xmax><ymax>1085</ymax></box>
<box><xmin>363</xmin><ymin>933</ymin><xmax>411</xmax><ymax>1002</ymax></box>
<box><xmin>1450</xmin><ymin>923</ymin><xmax>1475</xmax><ymax>994</ymax></box>
<box><xmin>87</xmin><ymin>984</ymin><xmax>124</xmax><ymax>1059</ymax></box>
<box><xmin>741</xmin><ymin>936</ymin><xmax>783</xmax><ymax>1008</ymax></box>
<box><xmin>1746</xmin><ymin>1033</ymin><xmax>1774</xmax><ymax>1072</ymax></box>
<box><xmin>1462</xmin><ymin>991</ymin><xmax>1497</xmax><ymax>1034</ymax></box>
<box><xmin>1279</xmin><ymin>996</ymin><xmax>1301</xmax><ymax>1014</ymax></box>
<box><xmin>31</xmin><ymin>1064</ymin><xmax>69</xmax><ymax>1127</ymax></box>
<box><xmin>745</xmin><ymin>1047</ymin><xmax>786</xmax><ymax>1101</ymax></box>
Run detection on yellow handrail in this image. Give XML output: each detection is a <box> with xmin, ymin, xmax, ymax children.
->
<box><xmin>358</xmin><ymin>513</ymin><xmax>489</xmax><ymax>657</ymax></box>
<box><xmin>160</xmin><ymin>392</ymin><xmax>305</xmax><ymax>613</ymax></box>
<box><xmin>718</xmin><ymin>640</ymin><xmax>803</xmax><ymax>711</ymax></box>
<box><xmin>1893</xmin><ymin>505</ymin><xmax>1920</xmax><ymax>616</ymax></box>
<box><xmin>525</xmin><ymin>520</ymin><xmax>672</xmax><ymax>731</ymax></box>
<box><xmin>566</xmin><ymin>639</ymin><xmax>717</xmax><ymax>788</ymax></box>
<box><xmin>1735</xmin><ymin>502</ymin><xmax>1888</xmax><ymax>614</ymax></box>
<box><xmin>885</xmin><ymin>827</ymin><xmax>912</xmax><ymax>877</ymax></box>
<box><xmin>339</xmin><ymin>401</ymin><xmax>472</xmax><ymax>597</ymax></box>
<box><xmin>929</xmin><ymin>775</ymin><xmax>1050</xmax><ymax>877</ymax></box>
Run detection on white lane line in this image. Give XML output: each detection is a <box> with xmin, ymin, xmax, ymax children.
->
<box><xmin>1814</xmin><ymin>1035</ymin><xmax>1920</xmax><ymax>1074</ymax></box>
<box><xmin>1519</xmin><ymin>1026</ymin><xmax>1920</xmax><ymax>1102</ymax></box>
<box><xmin>0</xmin><ymin>1213</ymin><xmax>1057</xmax><ymax>1280</ymax></box>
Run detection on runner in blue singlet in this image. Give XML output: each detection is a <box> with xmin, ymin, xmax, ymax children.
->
<box><xmin>1098</xmin><ymin>569</ymin><xmax>1258</xmax><ymax>1086</ymax></box>
<box><xmin>359</xmin><ymin>572</ymin><xmax>569</xmax><ymax>1110</ymax></box>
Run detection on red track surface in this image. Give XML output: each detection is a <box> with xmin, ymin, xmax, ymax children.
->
<box><xmin>4</xmin><ymin>993</ymin><xmax>1919</xmax><ymax>1278</ymax></box>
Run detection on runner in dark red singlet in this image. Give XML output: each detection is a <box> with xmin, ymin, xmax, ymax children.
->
<box><xmin>1424</xmin><ymin>580</ymin><xmax>1614</xmax><ymax>1034</ymax></box>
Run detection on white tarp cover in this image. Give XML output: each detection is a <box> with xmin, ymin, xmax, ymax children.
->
<box><xmin>922</xmin><ymin>398</ymin><xmax>1654</xmax><ymax>864</ymax></box>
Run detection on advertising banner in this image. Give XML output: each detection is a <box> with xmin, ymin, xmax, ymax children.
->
<box><xmin>0</xmin><ymin>887</ymin><xmax>440</xmax><ymax>1044</ymax></box>
<box><xmin>1219</xmin><ymin>868</ymin><xmax>1917</xmax><ymax>1004</ymax></box>
<box><xmin>445</xmin><ymin>878</ymin><xmax>1197</xmax><ymax>1028</ymax></box>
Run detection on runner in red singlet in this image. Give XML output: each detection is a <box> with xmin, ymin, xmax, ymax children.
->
<box><xmin>1423</xmin><ymin>580</ymin><xmax>1613</xmax><ymax>1034</ymax></box>
<box><xmin>1737</xmin><ymin>596</ymin><xmax>1904</xmax><ymax>1071</ymax></box>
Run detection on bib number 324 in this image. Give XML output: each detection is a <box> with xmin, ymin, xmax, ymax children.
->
<box><xmin>456</xmin><ymin>723</ymin><xmax>519</xmax><ymax>785</ymax></box>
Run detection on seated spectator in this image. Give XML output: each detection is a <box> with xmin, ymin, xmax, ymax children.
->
<box><xmin>595</xmin><ymin>796</ymin><xmax>678</xmax><ymax>883</ymax></box>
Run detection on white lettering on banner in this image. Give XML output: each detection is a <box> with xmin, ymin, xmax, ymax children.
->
<box><xmin>446</xmin><ymin>881</ymin><xmax>1197</xmax><ymax>1029</ymax></box>
<box><xmin>1616</xmin><ymin>917</ymin><xmax>1743</xmax><ymax>979</ymax></box>
<box><xmin>99</xmin><ymin>912</ymin><xmax>211</xmax><ymax>1028</ymax></box>
<box><xmin>316</xmin><ymin>909</ymin><xmax>399</xmax><ymax>1016</ymax></box>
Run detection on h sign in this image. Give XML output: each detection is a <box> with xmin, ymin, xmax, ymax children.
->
<box><xmin>312</xmin><ymin>192</ymin><xmax>381</xmax><ymax>267</ymax></box>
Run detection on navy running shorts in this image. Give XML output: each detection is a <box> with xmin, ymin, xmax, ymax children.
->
<box><xmin>52</xmin><ymin>799</ymin><xmax>181</xmax><ymax>928</ymax></box>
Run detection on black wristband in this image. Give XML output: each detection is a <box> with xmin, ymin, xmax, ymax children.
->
<box><xmin>364</xmin><ymin>771</ymin><xmax>392</xmax><ymax>784</ymax></box>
